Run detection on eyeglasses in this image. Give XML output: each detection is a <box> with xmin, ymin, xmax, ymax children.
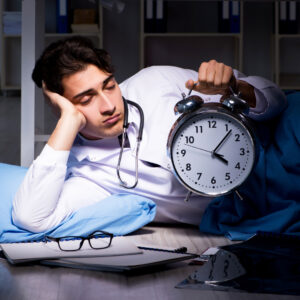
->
<box><xmin>45</xmin><ymin>230</ymin><xmax>114</xmax><ymax>252</ymax></box>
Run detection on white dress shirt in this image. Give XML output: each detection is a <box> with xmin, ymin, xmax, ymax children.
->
<box><xmin>12</xmin><ymin>66</ymin><xmax>286</xmax><ymax>232</ymax></box>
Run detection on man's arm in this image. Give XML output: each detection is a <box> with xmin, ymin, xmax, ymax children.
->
<box><xmin>12</xmin><ymin>87</ymin><xmax>88</xmax><ymax>232</ymax></box>
<box><xmin>186</xmin><ymin>59</ymin><xmax>286</xmax><ymax>120</ymax></box>
<box><xmin>12</xmin><ymin>145</ymin><xmax>108</xmax><ymax>232</ymax></box>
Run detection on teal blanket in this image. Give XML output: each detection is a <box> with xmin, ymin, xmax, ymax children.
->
<box><xmin>0</xmin><ymin>164</ymin><xmax>156</xmax><ymax>243</ymax></box>
<box><xmin>200</xmin><ymin>92</ymin><xmax>300</xmax><ymax>240</ymax></box>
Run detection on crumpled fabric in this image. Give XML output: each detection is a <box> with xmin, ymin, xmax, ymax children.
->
<box><xmin>200</xmin><ymin>92</ymin><xmax>300</xmax><ymax>240</ymax></box>
<box><xmin>0</xmin><ymin>163</ymin><xmax>156</xmax><ymax>243</ymax></box>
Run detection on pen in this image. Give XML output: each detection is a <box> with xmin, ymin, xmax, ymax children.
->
<box><xmin>138</xmin><ymin>246</ymin><xmax>188</xmax><ymax>254</ymax></box>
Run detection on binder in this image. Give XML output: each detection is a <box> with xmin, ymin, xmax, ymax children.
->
<box><xmin>56</xmin><ymin>0</ymin><xmax>68</xmax><ymax>33</ymax></box>
<box><xmin>144</xmin><ymin>0</ymin><xmax>167</xmax><ymax>33</ymax></box>
<box><xmin>218</xmin><ymin>1</ymin><xmax>230</xmax><ymax>33</ymax></box>
<box><xmin>155</xmin><ymin>0</ymin><xmax>167</xmax><ymax>33</ymax></box>
<box><xmin>230</xmin><ymin>1</ymin><xmax>240</xmax><ymax>33</ymax></box>
<box><xmin>279</xmin><ymin>1</ymin><xmax>288</xmax><ymax>34</ymax></box>
<box><xmin>144</xmin><ymin>0</ymin><xmax>155</xmax><ymax>33</ymax></box>
<box><xmin>288</xmin><ymin>1</ymin><xmax>297</xmax><ymax>34</ymax></box>
<box><xmin>279</xmin><ymin>1</ymin><xmax>298</xmax><ymax>34</ymax></box>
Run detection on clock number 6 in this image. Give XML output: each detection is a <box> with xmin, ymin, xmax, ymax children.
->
<box><xmin>211</xmin><ymin>177</ymin><xmax>216</xmax><ymax>184</ymax></box>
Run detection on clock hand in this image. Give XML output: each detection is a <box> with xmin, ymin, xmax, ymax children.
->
<box><xmin>213</xmin><ymin>152</ymin><xmax>228</xmax><ymax>165</ymax></box>
<box><xmin>184</xmin><ymin>144</ymin><xmax>228</xmax><ymax>164</ymax></box>
<box><xmin>213</xmin><ymin>129</ymin><xmax>232</xmax><ymax>154</ymax></box>
<box><xmin>184</xmin><ymin>144</ymin><xmax>212</xmax><ymax>154</ymax></box>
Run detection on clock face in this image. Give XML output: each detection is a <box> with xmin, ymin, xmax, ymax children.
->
<box><xmin>170</xmin><ymin>109</ymin><xmax>255</xmax><ymax>196</ymax></box>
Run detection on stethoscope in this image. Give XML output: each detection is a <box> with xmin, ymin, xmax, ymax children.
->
<box><xmin>116</xmin><ymin>97</ymin><xmax>144</xmax><ymax>189</ymax></box>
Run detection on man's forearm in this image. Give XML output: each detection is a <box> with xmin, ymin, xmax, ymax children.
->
<box><xmin>235</xmin><ymin>79</ymin><xmax>256</xmax><ymax>108</ymax></box>
<box><xmin>48</xmin><ymin>113</ymin><xmax>82</xmax><ymax>151</ymax></box>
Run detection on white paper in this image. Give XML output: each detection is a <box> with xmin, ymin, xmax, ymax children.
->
<box><xmin>0</xmin><ymin>237</ymin><xmax>141</xmax><ymax>264</ymax></box>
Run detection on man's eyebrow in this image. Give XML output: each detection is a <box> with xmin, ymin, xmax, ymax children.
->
<box><xmin>102</xmin><ymin>74</ymin><xmax>115</xmax><ymax>87</ymax></box>
<box><xmin>72</xmin><ymin>88</ymin><xmax>94</xmax><ymax>101</ymax></box>
<box><xmin>72</xmin><ymin>74</ymin><xmax>115</xmax><ymax>101</ymax></box>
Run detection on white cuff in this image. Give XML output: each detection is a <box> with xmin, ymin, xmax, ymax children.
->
<box><xmin>37</xmin><ymin>144</ymin><xmax>70</xmax><ymax>166</ymax></box>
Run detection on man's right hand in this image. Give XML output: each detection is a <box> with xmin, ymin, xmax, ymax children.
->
<box><xmin>43</xmin><ymin>83</ymin><xmax>86</xmax><ymax>151</ymax></box>
<box><xmin>43</xmin><ymin>83</ymin><xmax>86</xmax><ymax>130</ymax></box>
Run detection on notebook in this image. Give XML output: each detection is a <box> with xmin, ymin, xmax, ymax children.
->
<box><xmin>41</xmin><ymin>247</ymin><xmax>198</xmax><ymax>272</ymax></box>
<box><xmin>0</xmin><ymin>236</ymin><xmax>141</xmax><ymax>264</ymax></box>
<box><xmin>0</xmin><ymin>238</ymin><xmax>198</xmax><ymax>272</ymax></box>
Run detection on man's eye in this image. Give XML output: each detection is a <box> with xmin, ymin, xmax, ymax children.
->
<box><xmin>80</xmin><ymin>96</ymin><xmax>92</xmax><ymax>105</ymax></box>
<box><xmin>106</xmin><ymin>84</ymin><xmax>115</xmax><ymax>90</ymax></box>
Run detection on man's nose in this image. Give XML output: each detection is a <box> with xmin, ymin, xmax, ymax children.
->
<box><xmin>98</xmin><ymin>94</ymin><xmax>115</xmax><ymax>115</ymax></box>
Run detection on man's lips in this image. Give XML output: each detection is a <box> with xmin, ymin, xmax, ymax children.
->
<box><xmin>103</xmin><ymin>114</ymin><xmax>121</xmax><ymax>125</ymax></box>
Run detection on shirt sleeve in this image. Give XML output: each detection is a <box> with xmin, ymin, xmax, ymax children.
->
<box><xmin>12</xmin><ymin>144</ymin><xmax>107</xmax><ymax>233</ymax></box>
<box><xmin>234</xmin><ymin>69</ymin><xmax>287</xmax><ymax>121</ymax></box>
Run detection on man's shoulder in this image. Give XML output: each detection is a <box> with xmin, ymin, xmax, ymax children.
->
<box><xmin>120</xmin><ymin>65</ymin><xmax>196</xmax><ymax>87</ymax></box>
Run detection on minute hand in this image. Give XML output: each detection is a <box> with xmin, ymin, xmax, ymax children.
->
<box><xmin>213</xmin><ymin>129</ymin><xmax>232</xmax><ymax>154</ymax></box>
<box><xmin>185</xmin><ymin>144</ymin><xmax>228</xmax><ymax>165</ymax></box>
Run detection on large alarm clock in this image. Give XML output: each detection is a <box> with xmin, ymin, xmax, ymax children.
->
<box><xmin>167</xmin><ymin>92</ymin><xmax>257</xmax><ymax>199</ymax></box>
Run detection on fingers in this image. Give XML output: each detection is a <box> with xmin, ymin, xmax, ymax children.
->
<box><xmin>41</xmin><ymin>81</ymin><xmax>74</xmax><ymax>115</ymax></box>
<box><xmin>186</xmin><ymin>60</ymin><xmax>235</xmax><ymax>96</ymax></box>
<box><xmin>185</xmin><ymin>79</ymin><xmax>196</xmax><ymax>90</ymax></box>
<box><xmin>199</xmin><ymin>60</ymin><xmax>233</xmax><ymax>88</ymax></box>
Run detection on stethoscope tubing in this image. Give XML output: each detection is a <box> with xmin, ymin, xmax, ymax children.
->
<box><xmin>116</xmin><ymin>98</ymin><xmax>144</xmax><ymax>189</ymax></box>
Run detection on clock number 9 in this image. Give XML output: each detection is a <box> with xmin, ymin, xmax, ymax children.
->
<box><xmin>181</xmin><ymin>149</ymin><xmax>186</xmax><ymax>157</ymax></box>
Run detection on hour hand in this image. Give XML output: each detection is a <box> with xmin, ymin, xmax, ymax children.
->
<box><xmin>213</xmin><ymin>152</ymin><xmax>228</xmax><ymax>165</ymax></box>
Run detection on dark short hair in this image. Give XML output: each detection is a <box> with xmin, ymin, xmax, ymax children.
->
<box><xmin>32</xmin><ymin>36</ymin><xmax>114</xmax><ymax>95</ymax></box>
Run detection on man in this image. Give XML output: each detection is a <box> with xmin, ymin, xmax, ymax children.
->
<box><xmin>12</xmin><ymin>36</ymin><xmax>286</xmax><ymax>233</ymax></box>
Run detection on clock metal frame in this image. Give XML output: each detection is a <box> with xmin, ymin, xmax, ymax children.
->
<box><xmin>167</xmin><ymin>102</ymin><xmax>258</xmax><ymax>197</ymax></box>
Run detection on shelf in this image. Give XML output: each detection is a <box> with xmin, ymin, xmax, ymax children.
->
<box><xmin>45</xmin><ymin>32</ymin><xmax>100</xmax><ymax>37</ymax></box>
<box><xmin>140</xmin><ymin>0</ymin><xmax>243</xmax><ymax>71</ymax></box>
<box><xmin>279</xmin><ymin>73</ymin><xmax>300</xmax><ymax>90</ymax></box>
<box><xmin>35</xmin><ymin>134</ymin><xmax>51</xmax><ymax>142</ymax></box>
<box><xmin>0</xmin><ymin>1</ymin><xmax>103</xmax><ymax>92</ymax></box>
<box><xmin>2</xmin><ymin>85</ymin><xmax>21</xmax><ymax>90</ymax></box>
<box><xmin>278</xmin><ymin>34</ymin><xmax>300</xmax><ymax>39</ymax></box>
<box><xmin>143</xmin><ymin>33</ymin><xmax>241</xmax><ymax>38</ymax></box>
<box><xmin>3</xmin><ymin>34</ymin><xmax>21</xmax><ymax>38</ymax></box>
<box><xmin>4</xmin><ymin>33</ymin><xmax>101</xmax><ymax>38</ymax></box>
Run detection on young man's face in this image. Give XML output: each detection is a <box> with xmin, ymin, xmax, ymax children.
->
<box><xmin>62</xmin><ymin>64</ymin><xmax>124</xmax><ymax>140</ymax></box>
